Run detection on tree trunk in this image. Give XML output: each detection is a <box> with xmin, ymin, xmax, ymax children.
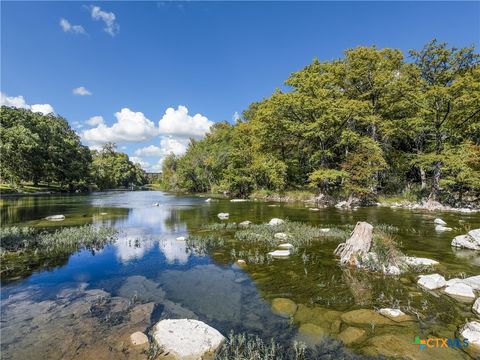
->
<box><xmin>429</xmin><ymin>161</ymin><xmax>441</xmax><ymax>200</ymax></box>
<box><xmin>334</xmin><ymin>221</ymin><xmax>373</xmax><ymax>266</ymax></box>
<box><xmin>419</xmin><ymin>167</ymin><xmax>427</xmax><ymax>190</ymax></box>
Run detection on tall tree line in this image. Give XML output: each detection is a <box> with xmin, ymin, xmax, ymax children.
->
<box><xmin>0</xmin><ymin>107</ymin><xmax>147</xmax><ymax>191</ymax></box>
<box><xmin>162</xmin><ymin>40</ymin><xmax>480</xmax><ymax>205</ymax></box>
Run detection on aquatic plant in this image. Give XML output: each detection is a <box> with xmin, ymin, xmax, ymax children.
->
<box><xmin>185</xmin><ymin>234</ymin><xmax>227</xmax><ymax>256</ymax></box>
<box><xmin>370</xmin><ymin>230</ymin><xmax>403</xmax><ymax>269</ymax></box>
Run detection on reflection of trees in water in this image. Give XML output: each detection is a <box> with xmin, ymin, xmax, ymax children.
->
<box><xmin>342</xmin><ymin>268</ymin><xmax>373</xmax><ymax>306</ymax></box>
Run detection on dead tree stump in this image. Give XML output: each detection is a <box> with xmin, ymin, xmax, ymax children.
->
<box><xmin>334</xmin><ymin>221</ymin><xmax>373</xmax><ymax>266</ymax></box>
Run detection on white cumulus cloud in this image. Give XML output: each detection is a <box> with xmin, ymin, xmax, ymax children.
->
<box><xmin>134</xmin><ymin>145</ymin><xmax>163</xmax><ymax>157</ymax></box>
<box><xmin>60</xmin><ymin>18</ymin><xmax>86</xmax><ymax>34</ymax></box>
<box><xmin>83</xmin><ymin>108</ymin><xmax>157</xmax><ymax>145</ymax></box>
<box><xmin>158</xmin><ymin>105</ymin><xmax>213</xmax><ymax>138</ymax></box>
<box><xmin>73</xmin><ymin>86</ymin><xmax>92</xmax><ymax>96</ymax></box>
<box><xmin>129</xmin><ymin>156</ymin><xmax>151</xmax><ymax>169</ymax></box>
<box><xmin>90</xmin><ymin>6</ymin><xmax>119</xmax><ymax>36</ymax></box>
<box><xmin>86</xmin><ymin>115</ymin><xmax>104</xmax><ymax>126</ymax></box>
<box><xmin>0</xmin><ymin>92</ymin><xmax>55</xmax><ymax>115</ymax></box>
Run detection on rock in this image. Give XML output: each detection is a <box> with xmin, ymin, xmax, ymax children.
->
<box><xmin>296</xmin><ymin>323</ymin><xmax>328</xmax><ymax>345</ymax></box>
<box><xmin>320</xmin><ymin>228</ymin><xmax>330</xmax><ymax>232</ymax></box>
<box><xmin>130</xmin><ymin>331</ymin><xmax>148</xmax><ymax>346</ymax></box>
<box><xmin>444</xmin><ymin>282</ymin><xmax>475</xmax><ymax>300</ymax></box>
<box><xmin>274</xmin><ymin>232</ymin><xmax>289</xmax><ymax>240</ymax></box>
<box><xmin>403</xmin><ymin>256</ymin><xmax>439</xmax><ymax>267</ymax></box>
<box><xmin>473</xmin><ymin>298</ymin><xmax>480</xmax><ymax>315</ymax></box>
<box><xmin>154</xmin><ymin>203</ymin><xmax>159</xmax><ymax>206</ymax></box>
<box><xmin>340</xmin><ymin>309</ymin><xmax>396</xmax><ymax>326</ymax></box>
<box><xmin>330</xmin><ymin>319</ymin><xmax>342</xmax><ymax>333</ymax></box>
<box><xmin>337</xmin><ymin>326</ymin><xmax>367</xmax><ymax>345</ymax></box>
<box><xmin>268</xmin><ymin>218</ymin><xmax>284</xmax><ymax>226</ymax></box>
<box><xmin>469</xmin><ymin>229</ymin><xmax>480</xmax><ymax>243</ymax></box>
<box><xmin>271</xmin><ymin>298</ymin><xmax>298</xmax><ymax>317</ymax></box>
<box><xmin>238</xmin><ymin>220</ymin><xmax>251</xmax><ymax>227</ymax></box>
<box><xmin>335</xmin><ymin>201</ymin><xmax>348</xmax><ymax>208</ymax></box>
<box><xmin>417</xmin><ymin>274</ymin><xmax>446</xmax><ymax>290</ymax></box>
<box><xmin>452</xmin><ymin>234</ymin><xmax>480</xmax><ymax>250</ymax></box>
<box><xmin>235</xmin><ymin>259</ymin><xmax>247</xmax><ymax>267</ymax></box>
<box><xmin>205</xmin><ymin>198</ymin><xmax>212</xmax><ymax>202</ymax></box>
<box><xmin>268</xmin><ymin>250</ymin><xmax>291</xmax><ymax>258</ymax></box>
<box><xmin>230</xmin><ymin>199</ymin><xmax>247</xmax><ymax>202</ymax></box>
<box><xmin>464</xmin><ymin>275</ymin><xmax>480</xmax><ymax>290</ymax></box>
<box><xmin>217</xmin><ymin>213</ymin><xmax>229</xmax><ymax>220</ymax></box>
<box><xmin>278</xmin><ymin>243</ymin><xmax>294</xmax><ymax>250</ymax></box>
<box><xmin>385</xmin><ymin>265</ymin><xmax>402</xmax><ymax>275</ymax></box>
<box><xmin>45</xmin><ymin>214</ymin><xmax>65</xmax><ymax>221</ymax></box>
<box><xmin>176</xmin><ymin>236</ymin><xmax>186</xmax><ymax>241</ymax></box>
<box><xmin>100</xmin><ymin>212</ymin><xmax>108</xmax><ymax>215</ymax></box>
<box><xmin>434</xmin><ymin>218</ymin><xmax>447</xmax><ymax>225</ymax></box>
<box><xmin>308</xmin><ymin>208</ymin><xmax>320</xmax><ymax>211</ymax></box>
<box><xmin>435</xmin><ymin>225</ymin><xmax>452</xmax><ymax>232</ymax></box>
<box><xmin>153</xmin><ymin>319</ymin><xmax>225</xmax><ymax>360</ymax></box>
<box><xmin>378</xmin><ymin>308</ymin><xmax>414</xmax><ymax>322</ymax></box>
<box><xmin>460</xmin><ymin>321</ymin><xmax>480</xmax><ymax>354</ymax></box>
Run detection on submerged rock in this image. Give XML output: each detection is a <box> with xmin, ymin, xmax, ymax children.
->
<box><xmin>153</xmin><ymin>319</ymin><xmax>225</xmax><ymax>360</ymax></box>
<box><xmin>271</xmin><ymin>298</ymin><xmax>297</xmax><ymax>317</ymax></box>
<box><xmin>239</xmin><ymin>220</ymin><xmax>251</xmax><ymax>227</ymax></box>
<box><xmin>337</xmin><ymin>326</ymin><xmax>367</xmax><ymax>345</ymax></box>
<box><xmin>296</xmin><ymin>323</ymin><xmax>328</xmax><ymax>345</ymax></box>
<box><xmin>230</xmin><ymin>199</ymin><xmax>247</xmax><ymax>202</ymax></box>
<box><xmin>378</xmin><ymin>308</ymin><xmax>414</xmax><ymax>322</ymax></box>
<box><xmin>403</xmin><ymin>256</ymin><xmax>439</xmax><ymax>267</ymax></box>
<box><xmin>473</xmin><ymin>298</ymin><xmax>480</xmax><ymax>315</ymax></box>
<box><xmin>340</xmin><ymin>309</ymin><xmax>396</xmax><ymax>326</ymax></box>
<box><xmin>268</xmin><ymin>249</ymin><xmax>291</xmax><ymax>258</ymax></box>
<box><xmin>435</xmin><ymin>225</ymin><xmax>452</xmax><ymax>232</ymax></box>
<box><xmin>278</xmin><ymin>243</ymin><xmax>294</xmax><ymax>250</ymax></box>
<box><xmin>130</xmin><ymin>331</ymin><xmax>148</xmax><ymax>346</ymax></box>
<box><xmin>434</xmin><ymin>218</ymin><xmax>447</xmax><ymax>225</ymax></box>
<box><xmin>45</xmin><ymin>214</ymin><xmax>65</xmax><ymax>221</ymax></box>
<box><xmin>268</xmin><ymin>218</ymin><xmax>284</xmax><ymax>226</ymax></box>
<box><xmin>417</xmin><ymin>274</ymin><xmax>446</xmax><ymax>290</ymax></box>
<box><xmin>217</xmin><ymin>212</ymin><xmax>229</xmax><ymax>220</ymax></box>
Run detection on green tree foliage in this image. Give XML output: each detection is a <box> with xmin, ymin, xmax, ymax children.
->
<box><xmin>162</xmin><ymin>40</ymin><xmax>480</xmax><ymax>205</ymax></box>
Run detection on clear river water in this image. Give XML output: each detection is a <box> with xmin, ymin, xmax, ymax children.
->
<box><xmin>1</xmin><ymin>191</ymin><xmax>479</xmax><ymax>360</ymax></box>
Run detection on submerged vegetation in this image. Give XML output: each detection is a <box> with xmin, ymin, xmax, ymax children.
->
<box><xmin>158</xmin><ymin>40</ymin><xmax>480</xmax><ymax>206</ymax></box>
<box><xmin>0</xmin><ymin>225</ymin><xmax>117</xmax><ymax>280</ymax></box>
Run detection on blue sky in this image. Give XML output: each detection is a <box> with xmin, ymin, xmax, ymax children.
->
<box><xmin>2</xmin><ymin>1</ymin><xmax>479</xmax><ymax>171</ymax></box>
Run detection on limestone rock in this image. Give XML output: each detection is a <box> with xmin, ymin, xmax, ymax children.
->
<box><xmin>271</xmin><ymin>298</ymin><xmax>298</xmax><ymax>317</ymax></box>
<box><xmin>235</xmin><ymin>259</ymin><xmax>247</xmax><ymax>267</ymax></box>
<box><xmin>378</xmin><ymin>308</ymin><xmax>414</xmax><ymax>322</ymax></box>
<box><xmin>176</xmin><ymin>236</ymin><xmax>186</xmax><ymax>241</ymax></box>
<box><xmin>340</xmin><ymin>309</ymin><xmax>396</xmax><ymax>326</ymax></box>
<box><xmin>217</xmin><ymin>213</ymin><xmax>229</xmax><ymax>220</ymax></box>
<box><xmin>278</xmin><ymin>243</ymin><xmax>294</xmax><ymax>250</ymax></box>
<box><xmin>403</xmin><ymin>257</ymin><xmax>439</xmax><ymax>267</ymax></box>
<box><xmin>130</xmin><ymin>331</ymin><xmax>148</xmax><ymax>346</ymax></box>
<box><xmin>417</xmin><ymin>274</ymin><xmax>446</xmax><ymax>290</ymax></box>
<box><xmin>435</xmin><ymin>225</ymin><xmax>452</xmax><ymax>232</ymax></box>
<box><xmin>452</xmin><ymin>234</ymin><xmax>480</xmax><ymax>250</ymax></box>
<box><xmin>268</xmin><ymin>218</ymin><xmax>284</xmax><ymax>226</ymax></box>
<box><xmin>153</xmin><ymin>319</ymin><xmax>225</xmax><ymax>360</ymax></box>
<box><xmin>464</xmin><ymin>275</ymin><xmax>480</xmax><ymax>290</ymax></box>
<box><xmin>296</xmin><ymin>323</ymin><xmax>328</xmax><ymax>345</ymax></box>
<box><xmin>434</xmin><ymin>218</ymin><xmax>447</xmax><ymax>225</ymax></box>
<box><xmin>473</xmin><ymin>298</ymin><xmax>480</xmax><ymax>315</ymax></box>
<box><xmin>230</xmin><ymin>199</ymin><xmax>247</xmax><ymax>202</ymax></box>
<box><xmin>337</xmin><ymin>326</ymin><xmax>367</xmax><ymax>345</ymax></box>
<box><xmin>45</xmin><ymin>215</ymin><xmax>65</xmax><ymax>221</ymax></box>
<box><xmin>205</xmin><ymin>198</ymin><xmax>212</xmax><ymax>202</ymax></box>
<box><xmin>268</xmin><ymin>250</ymin><xmax>291</xmax><ymax>258</ymax></box>
<box><xmin>469</xmin><ymin>229</ymin><xmax>480</xmax><ymax>243</ymax></box>
<box><xmin>274</xmin><ymin>232</ymin><xmax>289</xmax><ymax>240</ymax></box>
<box><xmin>460</xmin><ymin>321</ymin><xmax>480</xmax><ymax>356</ymax></box>
<box><xmin>239</xmin><ymin>220</ymin><xmax>251</xmax><ymax>227</ymax></box>
<box><xmin>444</xmin><ymin>282</ymin><xmax>475</xmax><ymax>300</ymax></box>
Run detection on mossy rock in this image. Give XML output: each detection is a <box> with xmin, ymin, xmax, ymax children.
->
<box><xmin>296</xmin><ymin>323</ymin><xmax>329</xmax><ymax>346</ymax></box>
<box><xmin>271</xmin><ymin>298</ymin><xmax>297</xmax><ymax>317</ymax></box>
<box><xmin>341</xmin><ymin>309</ymin><xmax>397</xmax><ymax>327</ymax></box>
<box><xmin>337</xmin><ymin>326</ymin><xmax>367</xmax><ymax>345</ymax></box>
<box><xmin>294</xmin><ymin>304</ymin><xmax>338</xmax><ymax>328</ymax></box>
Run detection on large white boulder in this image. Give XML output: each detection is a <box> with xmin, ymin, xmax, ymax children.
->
<box><xmin>274</xmin><ymin>232</ymin><xmax>289</xmax><ymax>240</ymax></box>
<box><xmin>474</xmin><ymin>298</ymin><xmax>480</xmax><ymax>315</ymax></box>
<box><xmin>460</xmin><ymin>321</ymin><xmax>480</xmax><ymax>348</ymax></box>
<box><xmin>268</xmin><ymin>249</ymin><xmax>291</xmax><ymax>258</ymax></box>
<box><xmin>469</xmin><ymin>229</ymin><xmax>480</xmax><ymax>243</ymax></box>
<box><xmin>278</xmin><ymin>243</ymin><xmax>294</xmax><ymax>250</ymax></box>
<box><xmin>153</xmin><ymin>319</ymin><xmax>225</xmax><ymax>360</ymax></box>
<box><xmin>403</xmin><ymin>256</ymin><xmax>439</xmax><ymax>267</ymax></box>
<box><xmin>45</xmin><ymin>215</ymin><xmax>65</xmax><ymax>221</ymax></box>
<box><xmin>452</xmin><ymin>235</ymin><xmax>480</xmax><ymax>250</ymax></box>
<box><xmin>434</xmin><ymin>218</ymin><xmax>447</xmax><ymax>225</ymax></box>
<box><xmin>239</xmin><ymin>220</ymin><xmax>251</xmax><ymax>227</ymax></box>
<box><xmin>464</xmin><ymin>275</ymin><xmax>480</xmax><ymax>290</ymax></box>
<box><xmin>444</xmin><ymin>282</ymin><xmax>475</xmax><ymax>300</ymax></box>
<box><xmin>268</xmin><ymin>218</ymin><xmax>284</xmax><ymax>226</ymax></box>
<box><xmin>418</xmin><ymin>274</ymin><xmax>446</xmax><ymax>290</ymax></box>
<box><xmin>217</xmin><ymin>213</ymin><xmax>229</xmax><ymax>220</ymax></box>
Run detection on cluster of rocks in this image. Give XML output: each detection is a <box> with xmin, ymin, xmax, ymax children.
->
<box><xmin>434</xmin><ymin>218</ymin><xmax>452</xmax><ymax>232</ymax></box>
<box><xmin>417</xmin><ymin>273</ymin><xmax>480</xmax><ymax>301</ymax></box>
<box><xmin>452</xmin><ymin>229</ymin><xmax>480</xmax><ymax>250</ymax></box>
<box><xmin>378</xmin><ymin>199</ymin><xmax>478</xmax><ymax>213</ymax></box>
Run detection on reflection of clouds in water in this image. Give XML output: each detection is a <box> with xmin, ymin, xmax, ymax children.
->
<box><xmin>158</xmin><ymin>237</ymin><xmax>190</xmax><ymax>264</ymax></box>
<box><xmin>115</xmin><ymin>235</ymin><xmax>156</xmax><ymax>263</ymax></box>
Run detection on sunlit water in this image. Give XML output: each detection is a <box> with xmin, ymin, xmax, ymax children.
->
<box><xmin>1</xmin><ymin>191</ymin><xmax>480</xmax><ymax>359</ymax></box>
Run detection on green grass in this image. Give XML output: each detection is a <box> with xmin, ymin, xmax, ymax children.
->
<box><xmin>0</xmin><ymin>182</ymin><xmax>63</xmax><ymax>194</ymax></box>
<box><xmin>249</xmin><ymin>190</ymin><xmax>316</xmax><ymax>202</ymax></box>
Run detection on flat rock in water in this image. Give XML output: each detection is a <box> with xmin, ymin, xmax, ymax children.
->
<box><xmin>435</xmin><ymin>225</ymin><xmax>452</xmax><ymax>232</ymax></box>
<box><xmin>45</xmin><ymin>215</ymin><xmax>65</xmax><ymax>221</ymax></box>
<box><xmin>230</xmin><ymin>199</ymin><xmax>247</xmax><ymax>202</ymax></box>
<box><xmin>469</xmin><ymin>229</ymin><xmax>480</xmax><ymax>242</ymax></box>
<box><xmin>378</xmin><ymin>308</ymin><xmax>414</xmax><ymax>322</ymax></box>
<box><xmin>460</xmin><ymin>321</ymin><xmax>480</xmax><ymax>356</ymax></box>
<box><xmin>308</xmin><ymin>208</ymin><xmax>319</xmax><ymax>211</ymax></box>
<box><xmin>452</xmin><ymin>234</ymin><xmax>480</xmax><ymax>250</ymax></box>
<box><xmin>473</xmin><ymin>298</ymin><xmax>480</xmax><ymax>315</ymax></box>
<box><xmin>268</xmin><ymin>250</ymin><xmax>291</xmax><ymax>258</ymax></box>
<box><xmin>278</xmin><ymin>243</ymin><xmax>294</xmax><ymax>250</ymax></box>
<box><xmin>271</xmin><ymin>298</ymin><xmax>297</xmax><ymax>317</ymax></box>
<box><xmin>340</xmin><ymin>309</ymin><xmax>396</xmax><ymax>326</ymax></box>
<box><xmin>239</xmin><ymin>220</ymin><xmax>251</xmax><ymax>227</ymax></box>
<box><xmin>417</xmin><ymin>274</ymin><xmax>446</xmax><ymax>290</ymax></box>
<box><xmin>268</xmin><ymin>218</ymin><xmax>284</xmax><ymax>226</ymax></box>
<box><xmin>217</xmin><ymin>213</ymin><xmax>229</xmax><ymax>220</ymax></box>
<box><xmin>464</xmin><ymin>275</ymin><xmax>480</xmax><ymax>290</ymax></box>
<box><xmin>444</xmin><ymin>282</ymin><xmax>476</xmax><ymax>300</ymax></box>
<box><xmin>403</xmin><ymin>256</ymin><xmax>439</xmax><ymax>267</ymax></box>
<box><xmin>296</xmin><ymin>323</ymin><xmax>328</xmax><ymax>346</ymax></box>
<box><xmin>434</xmin><ymin>218</ymin><xmax>447</xmax><ymax>225</ymax></box>
<box><xmin>274</xmin><ymin>232</ymin><xmax>289</xmax><ymax>240</ymax></box>
<box><xmin>153</xmin><ymin>319</ymin><xmax>225</xmax><ymax>360</ymax></box>
<box><xmin>337</xmin><ymin>326</ymin><xmax>367</xmax><ymax>345</ymax></box>
<box><xmin>130</xmin><ymin>331</ymin><xmax>148</xmax><ymax>346</ymax></box>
